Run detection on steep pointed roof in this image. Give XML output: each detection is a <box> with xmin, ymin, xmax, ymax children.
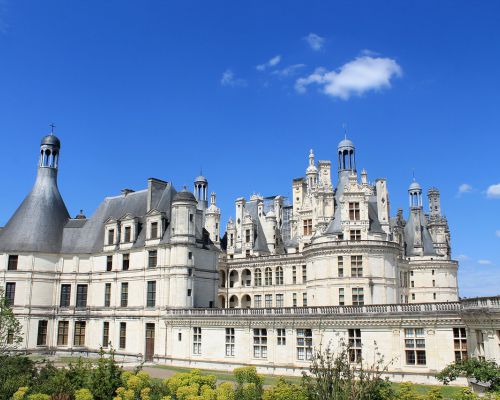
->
<box><xmin>0</xmin><ymin>167</ymin><xmax>70</xmax><ymax>253</ymax></box>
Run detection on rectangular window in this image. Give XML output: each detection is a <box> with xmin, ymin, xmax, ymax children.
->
<box><xmin>107</xmin><ymin>229</ymin><xmax>114</xmax><ymax>245</ymax></box>
<box><xmin>254</xmin><ymin>295</ymin><xmax>262</xmax><ymax>308</ymax></box>
<box><xmin>453</xmin><ymin>328</ymin><xmax>468</xmax><ymax>362</ymax></box>
<box><xmin>151</xmin><ymin>222</ymin><xmax>158</xmax><ymax>239</ymax></box>
<box><xmin>229</xmin><ymin>233</ymin><xmax>234</xmax><ymax>247</ymax></box>
<box><xmin>5</xmin><ymin>282</ymin><xmax>15</xmax><ymax>306</ymax></box>
<box><xmin>60</xmin><ymin>284</ymin><xmax>71</xmax><ymax>307</ymax></box>
<box><xmin>349</xmin><ymin>202</ymin><xmax>360</xmax><ymax>221</ymax></box>
<box><xmin>122</xmin><ymin>253</ymin><xmax>129</xmax><ymax>270</ymax></box>
<box><xmin>352</xmin><ymin>288</ymin><xmax>364</xmax><ymax>306</ymax></box>
<box><xmin>104</xmin><ymin>283</ymin><xmax>111</xmax><ymax>307</ymax></box>
<box><xmin>147</xmin><ymin>281</ymin><xmax>156</xmax><ymax>307</ymax></box>
<box><xmin>476</xmin><ymin>330</ymin><xmax>485</xmax><ymax>360</ymax></box>
<box><xmin>187</xmin><ymin>289</ymin><xmax>192</xmax><ymax>297</ymax></box>
<box><xmin>119</xmin><ymin>322</ymin><xmax>126</xmax><ymax>349</ymax></box>
<box><xmin>338</xmin><ymin>256</ymin><xmax>344</xmax><ymax>277</ymax></box>
<box><xmin>253</xmin><ymin>328</ymin><xmax>267</xmax><ymax>359</ymax></box>
<box><xmin>254</xmin><ymin>269</ymin><xmax>262</xmax><ymax>286</ymax></box>
<box><xmin>193</xmin><ymin>327</ymin><xmax>202</xmax><ymax>355</ymax></box>
<box><xmin>225</xmin><ymin>328</ymin><xmax>235</xmax><ymax>357</ymax></box>
<box><xmin>102</xmin><ymin>321</ymin><xmax>110</xmax><ymax>348</ymax></box>
<box><xmin>292</xmin><ymin>293</ymin><xmax>297</xmax><ymax>307</ymax></box>
<box><xmin>178</xmin><ymin>332</ymin><xmax>182</xmax><ymax>341</ymax></box>
<box><xmin>432</xmin><ymin>280</ymin><xmax>435</xmax><ymax>287</ymax></box>
<box><xmin>276</xmin><ymin>294</ymin><xmax>284</xmax><ymax>308</ymax></box>
<box><xmin>245</xmin><ymin>229</ymin><xmax>251</xmax><ymax>243</ymax></box>
<box><xmin>275</xmin><ymin>267</ymin><xmax>283</xmax><ymax>285</ymax></box>
<box><xmin>339</xmin><ymin>288</ymin><xmax>345</xmax><ymax>306</ymax></box>
<box><xmin>303</xmin><ymin>219</ymin><xmax>313</xmax><ymax>236</ymax></box>
<box><xmin>57</xmin><ymin>321</ymin><xmax>69</xmax><ymax>345</ymax></box>
<box><xmin>121</xmin><ymin>283</ymin><xmax>128</xmax><ymax>307</ymax></box>
<box><xmin>188</xmin><ymin>251</ymin><xmax>192</xmax><ymax>260</ymax></box>
<box><xmin>350</xmin><ymin>229</ymin><xmax>361</xmax><ymax>241</ymax></box>
<box><xmin>148</xmin><ymin>250</ymin><xmax>157</xmax><ymax>269</ymax></box>
<box><xmin>7</xmin><ymin>255</ymin><xmax>18</xmax><ymax>271</ymax></box>
<box><xmin>303</xmin><ymin>292</ymin><xmax>308</xmax><ymax>307</ymax></box>
<box><xmin>37</xmin><ymin>320</ymin><xmax>48</xmax><ymax>346</ymax></box>
<box><xmin>124</xmin><ymin>226</ymin><xmax>131</xmax><ymax>242</ymax></box>
<box><xmin>411</xmin><ymin>281</ymin><xmax>415</xmax><ymax>288</ymax></box>
<box><xmin>297</xmin><ymin>329</ymin><xmax>313</xmax><ymax>361</ymax></box>
<box><xmin>106</xmin><ymin>255</ymin><xmax>113</xmax><ymax>271</ymax></box>
<box><xmin>74</xmin><ymin>321</ymin><xmax>86</xmax><ymax>346</ymax></box>
<box><xmin>405</xmin><ymin>328</ymin><xmax>426</xmax><ymax>365</ymax></box>
<box><xmin>348</xmin><ymin>329</ymin><xmax>362</xmax><ymax>363</ymax></box>
<box><xmin>277</xmin><ymin>328</ymin><xmax>286</xmax><ymax>345</ymax></box>
<box><xmin>265</xmin><ymin>294</ymin><xmax>273</xmax><ymax>308</ymax></box>
<box><xmin>292</xmin><ymin>266</ymin><xmax>297</xmax><ymax>284</ymax></box>
<box><xmin>302</xmin><ymin>265</ymin><xmax>307</xmax><ymax>283</ymax></box>
<box><xmin>351</xmin><ymin>255</ymin><xmax>363</xmax><ymax>277</ymax></box>
<box><xmin>76</xmin><ymin>284</ymin><xmax>87</xmax><ymax>308</ymax></box>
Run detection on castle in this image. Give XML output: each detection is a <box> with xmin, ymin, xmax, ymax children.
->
<box><xmin>1</xmin><ymin>132</ymin><xmax>498</xmax><ymax>384</ymax></box>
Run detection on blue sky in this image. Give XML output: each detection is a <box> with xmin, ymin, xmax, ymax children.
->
<box><xmin>0</xmin><ymin>1</ymin><xmax>498</xmax><ymax>297</ymax></box>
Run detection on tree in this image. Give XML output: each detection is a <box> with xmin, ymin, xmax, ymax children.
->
<box><xmin>0</xmin><ymin>287</ymin><xmax>23</xmax><ymax>354</ymax></box>
<box><xmin>437</xmin><ymin>358</ymin><xmax>500</xmax><ymax>393</ymax></box>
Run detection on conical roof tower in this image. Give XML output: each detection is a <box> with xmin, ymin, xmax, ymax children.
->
<box><xmin>0</xmin><ymin>131</ymin><xmax>69</xmax><ymax>253</ymax></box>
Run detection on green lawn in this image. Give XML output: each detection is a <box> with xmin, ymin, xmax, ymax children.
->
<box><xmin>151</xmin><ymin>365</ymin><xmax>465</xmax><ymax>398</ymax></box>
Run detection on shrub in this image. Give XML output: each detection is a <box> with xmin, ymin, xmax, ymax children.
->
<box><xmin>215</xmin><ymin>382</ymin><xmax>235</xmax><ymax>400</ymax></box>
<box><xmin>13</xmin><ymin>387</ymin><xmax>29</xmax><ymax>400</ymax></box>
<box><xmin>233</xmin><ymin>367</ymin><xmax>263</xmax><ymax>400</ymax></box>
<box><xmin>0</xmin><ymin>355</ymin><xmax>38</xmax><ymax>400</ymax></box>
<box><xmin>437</xmin><ymin>358</ymin><xmax>500</xmax><ymax>393</ymax></box>
<box><xmin>301</xmin><ymin>340</ymin><xmax>395</xmax><ymax>400</ymax></box>
<box><xmin>75</xmin><ymin>388</ymin><xmax>94</xmax><ymax>400</ymax></box>
<box><xmin>27</xmin><ymin>395</ymin><xmax>51</xmax><ymax>400</ymax></box>
<box><xmin>263</xmin><ymin>377</ymin><xmax>307</xmax><ymax>400</ymax></box>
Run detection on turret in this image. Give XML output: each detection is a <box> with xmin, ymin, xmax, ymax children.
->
<box><xmin>205</xmin><ymin>192</ymin><xmax>221</xmax><ymax>247</ymax></box>
<box><xmin>171</xmin><ymin>189</ymin><xmax>198</xmax><ymax>244</ymax></box>
<box><xmin>0</xmin><ymin>130</ymin><xmax>69</xmax><ymax>253</ymax></box>
<box><xmin>306</xmin><ymin>149</ymin><xmax>318</xmax><ymax>190</ymax></box>
<box><xmin>337</xmin><ymin>137</ymin><xmax>356</xmax><ymax>173</ymax></box>
<box><xmin>194</xmin><ymin>174</ymin><xmax>208</xmax><ymax>211</ymax></box>
<box><xmin>428</xmin><ymin>187</ymin><xmax>441</xmax><ymax>217</ymax></box>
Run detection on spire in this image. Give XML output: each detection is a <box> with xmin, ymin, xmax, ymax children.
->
<box><xmin>0</xmin><ymin>130</ymin><xmax>69</xmax><ymax>253</ymax></box>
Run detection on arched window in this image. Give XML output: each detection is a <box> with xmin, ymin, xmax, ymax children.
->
<box><xmin>265</xmin><ymin>267</ymin><xmax>272</xmax><ymax>286</ymax></box>
<box><xmin>275</xmin><ymin>266</ymin><xmax>284</xmax><ymax>285</ymax></box>
<box><xmin>255</xmin><ymin>269</ymin><xmax>262</xmax><ymax>286</ymax></box>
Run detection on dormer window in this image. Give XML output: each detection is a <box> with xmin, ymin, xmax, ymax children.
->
<box><xmin>349</xmin><ymin>202</ymin><xmax>360</xmax><ymax>221</ymax></box>
<box><xmin>107</xmin><ymin>229</ymin><xmax>115</xmax><ymax>245</ymax></box>
<box><xmin>151</xmin><ymin>222</ymin><xmax>158</xmax><ymax>239</ymax></box>
<box><xmin>124</xmin><ymin>226</ymin><xmax>131</xmax><ymax>242</ymax></box>
<box><xmin>245</xmin><ymin>229</ymin><xmax>251</xmax><ymax>243</ymax></box>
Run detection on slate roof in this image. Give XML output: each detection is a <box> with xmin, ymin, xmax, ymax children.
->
<box><xmin>0</xmin><ymin>168</ymin><xmax>70</xmax><ymax>253</ymax></box>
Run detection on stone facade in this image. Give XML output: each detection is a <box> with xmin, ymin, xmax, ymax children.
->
<box><xmin>0</xmin><ymin>132</ymin><xmax>499</xmax><ymax>384</ymax></box>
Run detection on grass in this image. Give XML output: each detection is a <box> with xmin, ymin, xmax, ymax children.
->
<box><xmin>151</xmin><ymin>364</ymin><xmax>465</xmax><ymax>398</ymax></box>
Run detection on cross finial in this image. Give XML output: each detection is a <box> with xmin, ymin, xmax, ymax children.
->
<box><xmin>342</xmin><ymin>122</ymin><xmax>348</xmax><ymax>140</ymax></box>
<box><xmin>49</xmin><ymin>123</ymin><xmax>56</xmax><ymax>134</ymax></box>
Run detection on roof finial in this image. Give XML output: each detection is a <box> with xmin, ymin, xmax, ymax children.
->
<box><xmin>49</xmin><ymin>122</ymin><xmax>56</xmax><ymax>135</ymax></box>
<box><xmin>412</xmin><ymin>169</ymin><xmax>416</xmax><ymax>182</ymax></box>
<box><xmin>342</xmin><ymin>122</ymin><xmax>348</xmax><ymax>140</ymax></box>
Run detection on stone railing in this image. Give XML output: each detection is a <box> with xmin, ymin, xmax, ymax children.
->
<box><xmin>163</xmin><ymin>301</ymin><xmax>463</xmax><ymax>317</ymax></box>
<box><xmin>461</xmin><ymin>296</ymin><xmax>500</xmax><ymax>309</ymax></box>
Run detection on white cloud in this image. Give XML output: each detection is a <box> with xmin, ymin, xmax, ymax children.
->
<box><xmin>295</xmin><ymin>55</ymin><xmax>402</xmax><ymax>100</ymax></box>
<box><xmin>486</xmin><ymin>183</ymin><xmax>500</xmax><ymax>199</ymax></box>
<box><xmin>256</xmin><ymin>55</ymin><xmax>281</xmax><ymax>71</ymax></box>
<box><xmin>456</xmin><ymin>254</ymin><xmax>470</xmax><ymax>261</ymax></box>
<box><xmin>458</xmin><ymin>183</ymin><xmax>473</xmax><ymax>195</ymax></box>
<box><xmin>304</xmin><ymin>33</ymin><xmax>325</xmax><ymax>51</ymax></box>
<box><xmin>478</xmin><ymin>259</ymin><xmax>493</xmax><ymax>265</ymax></box>
<box><xmin>496</xmin><ymin>230</ymin><xmax>500</xmax><ymax>238</ymax></box>
<box><xmin>272</xmin><ymin>64</ymin><xmax>306</xmax><ymax>77</ymax></box>
<box><xmin>220</xmin><ymin>69</ymin><xmax>246</xmax><ymax>87</ymax></box>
